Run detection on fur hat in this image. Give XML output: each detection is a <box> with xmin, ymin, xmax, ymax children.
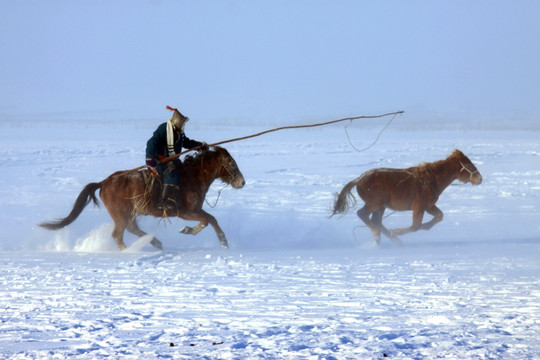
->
<box><xmin>166</xmin><ymin>106</ymin><xmax>188</xmax><ymax>130</ymax></box>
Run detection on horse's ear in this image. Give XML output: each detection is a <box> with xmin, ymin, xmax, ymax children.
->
<box><xmin>452</xmin><ymin>149</ymin><xmax>463</xmax><ymax>158</ymax></box>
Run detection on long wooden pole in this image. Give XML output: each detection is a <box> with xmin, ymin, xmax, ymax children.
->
<box><xmin>125</xmin><ymin>110</ymin><xmax>404</xmax><ymax>174</ymax></box>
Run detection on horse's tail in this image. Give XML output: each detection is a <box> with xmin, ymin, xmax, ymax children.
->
<box><xmin>39</xmin><ymin>182</ymin><xmax>102</xmax><ymax>230</ymax></box>
<box><xmin>331</xmin><ymin>178</ymin><xmax>360</xmax><ymax>217</ymax></box>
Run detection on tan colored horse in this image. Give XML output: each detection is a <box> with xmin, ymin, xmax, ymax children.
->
<box><xmin>332</xmin><ymin>149</ymin><xmax>482</xmax><ymax>244</ymax></box>
<box><xmin>40</xmin><ymin>146</ymin><xmax>245</xmax><ymax>250</ymax></box>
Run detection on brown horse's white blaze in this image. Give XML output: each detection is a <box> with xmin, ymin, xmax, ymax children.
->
<box><xmin>39</xmin><ymin>146</ymin><xmax>244</xmax><ymax>250</ymax></box>
<box><xmin>331</xmin><ymin>149</ymin><xmax>482</xmax><ymax>244</ymax></box>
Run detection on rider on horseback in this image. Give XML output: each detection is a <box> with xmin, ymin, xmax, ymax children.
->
<box><xmin>145</xmin><ymin>106</ymin><xmax>205</xmax><ymax>211</ymax></box>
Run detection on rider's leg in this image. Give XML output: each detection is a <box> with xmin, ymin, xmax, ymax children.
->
<box><xmin>157</xmin><ymin>162</ymin><xmax>180</xmax><ymax>211</ymax></box>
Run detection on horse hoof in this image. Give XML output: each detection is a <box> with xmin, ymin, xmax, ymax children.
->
<box><xmin>389</xmin><ymin>229</ymin><xmax>402</xmax><ymax>238</ymax></box>
<box><xmin>388</xmin><ymin>233</ymin><xmax>403</xmax><ymax>246</ymax></box>
<box><xmin>179</xmin><ymin>226</ymin><xmax>191</xmax><ymax>235</ymax></box>
<box><xmin>219</xmin><ymin>234</ymin><xmax>229</xmax><ymax>249</ymax></box>
<box><xmin>151</xmin><ymin>238</ymin><xmax>163</xmax><ymax>250</ymax></box>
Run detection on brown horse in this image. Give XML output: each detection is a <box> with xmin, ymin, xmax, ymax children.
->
<box><xmin>331</xmin><ymin>149</ymin><xmax>482</xmax><ymax>244</ymax></box>
<box><xmin>40</xmin><ymin>146</ymin><xmax>245</xmax><ymax>250</ymax></box>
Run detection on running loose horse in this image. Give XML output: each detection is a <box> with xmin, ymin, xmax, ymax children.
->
<box><xmin>40</xmin><ymin>146</ymin><xmax>245</xmax><ymax>250</ymax></box>
<box><xmin>331</xmin><ymin>149</ymin><xmax>482</xmax><ymax>244</ymax></box>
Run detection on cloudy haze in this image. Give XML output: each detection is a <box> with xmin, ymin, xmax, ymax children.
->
<box><xmin>1</xmin><ymin>1</ymin><xmax>539</xmax><ymax>126</ymax></box>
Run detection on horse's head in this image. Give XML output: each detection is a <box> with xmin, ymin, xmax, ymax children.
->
<box><xmin>453</xmin><ymin>149</ymin><xmax>482</xmax><ymax>185</ymax></box>
<box><xmin>214</xmin><ymin>146</ymin><xmax>245</xmax><ymax>189</ymax></box>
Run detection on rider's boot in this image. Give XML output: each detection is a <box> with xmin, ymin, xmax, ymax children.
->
<box><xmin>157</xmin><ymin>184</ymin><xmax>179</xmax><ymax>211</ymax></box>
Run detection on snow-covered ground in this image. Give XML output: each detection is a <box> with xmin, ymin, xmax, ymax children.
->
<box><xmin>0</xmin><ymin>117</ymin><xmax>539</xmax><ymax>359</ymax></box>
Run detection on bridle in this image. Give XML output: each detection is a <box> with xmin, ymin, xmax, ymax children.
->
<box><xmin>202</xmin><ymin>151</ymin><xmax>234</xmax><ymax>208</ymax></box>
<box><xmin>459</xmin><ymin>161</ymin><xmax>479</xmax><ymax>182</ymax></box>
<box><xmin>204</xmin><ymin>155</ymin><xmax>239</xmax><ymax>208</ymax></box>
<box><xmin>220</xmin><ymin>157</ymin><xmax>238</xmax><ymax>184</ymax></box>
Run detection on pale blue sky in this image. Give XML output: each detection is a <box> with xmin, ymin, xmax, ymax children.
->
<box><xmin>1</xmin><ymin>1</ymin><xmax>539</xmax><ymax>125</ymax></box>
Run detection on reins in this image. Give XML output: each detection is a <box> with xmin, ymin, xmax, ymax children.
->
<box><xmin>205</xmin><ymin>183</ymin><xmax>229</xmax><ymax>208</ymax></box>
<box><xmin>204</xmin><ymin>156</ymin><xmax>236</xmax><ymax>208</ymax></box>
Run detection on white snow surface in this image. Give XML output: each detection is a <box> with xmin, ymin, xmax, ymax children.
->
<box><xmin>0</xmin><ymin>118</ymin><xmax>539</xmax><ymax>359</ymax></box>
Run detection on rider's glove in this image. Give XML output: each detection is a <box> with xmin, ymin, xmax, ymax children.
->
<box><xmin>146</xmin><ymin>158</ymin><xmax>158</xmax><ymax>175</ymax></box>
<box><xmin>146</xmin><ymin>158</ymin><xmax>158</xmax><ymax>167</ymax></box>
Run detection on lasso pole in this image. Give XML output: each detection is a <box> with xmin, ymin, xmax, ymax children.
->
<box><xmin>123</xmin><ymin>110</ymin><xmax>404</xmax><ymax>174</ymax></box>
<box><xmin>162</xmin><ymin>110</ymin><xmax>404</xmax><ymax>163</ymax></box>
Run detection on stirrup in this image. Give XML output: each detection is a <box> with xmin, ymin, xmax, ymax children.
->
<box><xmin>157</xmin><ymin>199</ymin><xmax>175</xmax><ymax>211</ymax></box>
<box><xmin>157</xmin><ymin>185</ymin><xmax>179</xmax><ymax>211</ymax></box>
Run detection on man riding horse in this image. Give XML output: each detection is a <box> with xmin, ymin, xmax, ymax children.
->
<box><xmin>145</xmin><ymin>106</ymin><xmax>205</xmax><ymax>211</ymax></box>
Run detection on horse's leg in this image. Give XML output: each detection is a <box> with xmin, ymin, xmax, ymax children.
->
<box><xmin>390</xmin><ymin>209</ymin><xmax>424</xmax><ymax>237</ymax></box>
<box><xmin>201</xmin><ymin>210</ymin><xmax>228</xmax><ymax>249</ymax></box>
<box><xmin>420</xmin><ymin>205</ymin><xmax>443</xmax><ymax>230</ymax></box>
<box><xmin>126</xmin><ymin>217</ymin><xmax>163</xmax><ymax>250</ymax></box>
<box><xmin>103</xmin><ymin>203</ymin><xmax>130</xmax><ymax>251</ymax></box>
<box><xmin>178</xmin><ymin>210</ymin><xmax>228</xmax><ymax>249</ymax></box>
<box><xmin>372</xmin><ymin>208</ymin><xmax>402</xmax><ymax>245</ymax></box>
<box><xmin>111</xmin><ymin>221</ymin><xmax>128</xmax><ymax>251</ymax></box>
<box><xmin>178</xmin><ymin>211</ymin><xmax>208</xmax><ymax>236</ymax></box>
<box><xmin>357</xmin><ymin>205</ymin><xmax>381</xmax><ymax>244</ymax></box>
<box><xmin>371</xmin><ymin>208</ymin><xmax>386</xmax><ymax>233</ymax></box>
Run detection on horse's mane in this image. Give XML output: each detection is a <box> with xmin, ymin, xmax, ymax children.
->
<box><xmin>409</xmin><ymin>162</ymin><xmax>436</xmax><ymax>182</ymax></box>
<box><xmin>409</xmin><ymin>150</ymin><xmax>462</xmax><ymax>180</ymax></box>
<box><xmin>182</xmin><ymin>146</ymin><xmax>225</xmax><ymax>168</ymax></box>
<box><xmin>414</xmin><ymin>161</ymin><xmax>439</xmax><ymax>173</ymax></box>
